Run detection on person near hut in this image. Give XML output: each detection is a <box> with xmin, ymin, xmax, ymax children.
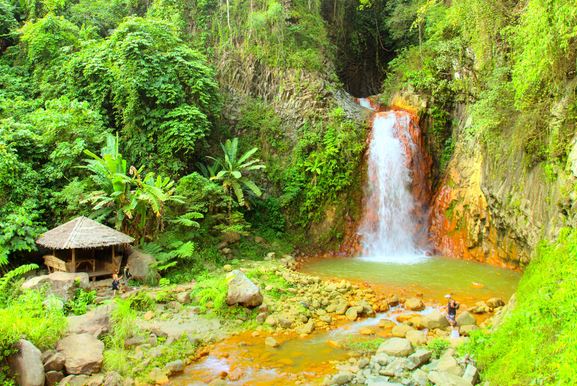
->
<box><xmin>112</xmin><ymin>273</ymin><xmax>122</xmax><ymax>296</ymax></box>
<box><xmin>122</xmin><ymin>266</ymin><xmax>133</xmax><ymax>290</ymax></box>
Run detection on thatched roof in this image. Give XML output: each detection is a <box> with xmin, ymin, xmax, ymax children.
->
<box><xmin>36</xmin><ymin>216</ymin><xmax>134</xmax><ymax>249</ymax></box>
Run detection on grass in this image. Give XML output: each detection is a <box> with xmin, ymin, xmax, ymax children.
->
<box><xmin>427</xmin><ymin>337</ymin><xmax>450</xmax><ymax>359</ymax></box>
<box><xmin>343</xmin><ymin>337</ymin><xmax>385</xmax><ymax>354</ymax></box>
<box><xmin>466</xmin><ymin>227</ymin><xmax>577</xmax><ymax>385</ymax></box>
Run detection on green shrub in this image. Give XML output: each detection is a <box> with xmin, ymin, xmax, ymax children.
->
<box><xmin>427</xmin><ymin>337</ymin><xmax>449</xmax><ymax>358</ymax></box>
<box><xmin>467</xmin><ymin>228</ymin><xmax>577</xmax><ymax>385</ymax></box>
<box><xmin>128</xmin><ymin>291</ymin><xmax>155</xmax><ymax>312</ymax></box>
<box><xmin>65</xmin><ymin>288</ymin><xmax>96</xmax><ymax>315</ymax></box>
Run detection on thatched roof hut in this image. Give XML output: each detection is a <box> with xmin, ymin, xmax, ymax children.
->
<box><xmin>37</xmin><ymin>216</ymin><xmax>134</xmax><ymax>249</ymax></box>
<box><xmin>36</xmin><ymin>216</ymin><xmax>134</xmax><ymax>277</ymax></box>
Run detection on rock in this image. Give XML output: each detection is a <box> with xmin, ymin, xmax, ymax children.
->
<box><xmin>377</xmin><ymin>338</ymin><xmax>413</xmax><ymax>357</ymax></box>
<box><xmin>469</xmin><ymin>301</ymin><xmax>490</xmax><ymax>314</ymax></box>
<box><xmin>7</xmin><ymin>339</ymin><xmax>44</xmax><ymax>386</ymax></box>
<box><xmin>392</xmin><ymin>323</ymin><xmax>414</xmax><ymax>338</ymax></box>
<box><xmin>264</xmin><ymin>252</ymin><xmax>276</xmax><ymax>261</ymax></box>
<box><xmin>45</xmin><ymin>370</ymin><xmax>64</xmax><ymax>385</ymax></box>
<box><xmin>345</xmin><ymin>307</ymin><xmax>359</xmax><ymax>321</ymax></box>
<box><xmin>331</xmin><ymin>372</ymin><xmax>353</xmax><ymax>385</ymax></box>
<box><xmin>68</xmin><ymin>304</ymin><xmax>113</xmax><ymax>337</ymax></box>
<box><xmin>280</xmin><ymin>255</ymin><xmax>296</xmax><ymax>268</ymax></box>
<box><xmin>486</xmin><ymin>297</ymin><xmax>505</xmax><ymax>309</ymax></box>
<box><xmin>297</xmin><ymin>320</ymin><xmax>315</xmax><ymax>335</ymax></box>
<box><xmin>22</xmin><ymin>272</ymin><xmax>89</xmax><ymax>301</ymax></box>
<box><xmin>408</xmin><ymin>315</ymin><xmax>427</xmax><ymax>329</ymax></box>
<box><xmin>103</xmin><ymin>371</ymin><xmax>123</xmax><ymax>386</ymax></box>
<box><xmin>381</xmin><ymin>357</ymin><xmax>407</xmax><ymax>377</ymax></box>
<box><xmin>428</xmin><ymin>371</ymin><xmax>471</xmax><ymax>386</ymax></box>
<box><xmin>264</xmin><ymin>315</ymin><xmax>277</xmax><ymax>327</ymax></box>
<box><xmin>460</xmin><ymin>325</ymin><xmax>479</xmax><ymax>336</ymax></box>
<box><xmin>144</xmin><ymin>310</ymin><xmax>155</xmax><ymax>320</ymax></box>
<box><xmin>176</xmin><ymin>292</ymin><xmax>191</xmax><ymax>304</ymax></box>
<box><xmin>127</xmin><ymin>247</ymin><xmax>158</xmax><ymax>282</ymax></box>
<box><xmin>358</xmin><ymin>357</ymin><xmax>370</xmax><ymax>368</ymax></box>
<box><xmin>85</xmin><ymin>374</ymin><xmax>105</xmax><ymax>386</ymax></box>
<box><xmin>378</xmin><ymin>319</ymin><xmax>396</xmax><ymax>329</ymax></box>
<box><xmin>359</xmin><ymin>327</ymin><xmax>374</xmax><ymax>336</ymax></box>
<box><xmin>371</xmin><ymin>353</ymin><xmax>392</xmax><ymax>366</ymax></box>
<box><xmin>57</xmin><ymin>333</ymin><xmax>104</xmax><ymax>375</ymax></box>
<box><xmin>124</xmin><ymin>336</ymin><xmax>146</xmax><ymax>348</ymax></box>
<box><xmin>223</xmin><ymin>264</ymin><xmax>233</xmax><ymax>272</ymax></box>
<box><xmin>407</xmin><ymin>349</ymin><xmax>432</xmax><ymax>370</ymax></box>
<box><xmin>387</xmin><ymin>295</ymin><xmax>400</xmax><ymax>306</ymax></box>
<box><xmin>424</xmin><ymin>310</ymin><xmax>449</xmax><ymax>329</ymax></box>
<box><xmin>412</xmin><ymin>368</ymin><xmax>429</xmax><ymax>386</ymax></box>
<box><xmin>278</xmin><ymin>316</ymin><xmax>293</xmax><ymax>329</ymax></box>
<box><xmin>456</xmin><ymin>311</ymin><xmax>476</xmax><ymax>326</ymax></box>
<box><xmin>404</xmin><ymin>297</ymin><xmax>425</xmax><ymax>311</ymax></box>
<box><xmin>265</xmin><ymin>337</ymin><xmax>279</xmax><ymax>348</ymax></box>
<box><xmin>463</xmin><ymin>364</ymin><xmax>480</xmax><ymax>384</ymax></box>
<box><xmin>164</xmin><ymin>359</ymin><xmax>185</xmax><ymax>375</ymax></box>
<box><xmin>406</xmin><ymin>329</ymin><xmax>427</xmax><ymax>346</ymax></box>
<box><xmin>254</xmin><ymin>236</ymin><xmax>265</xmax><ymax>244</ymax></box>
<box><xmin>44</xmin><ymin>352</ymin><xmax>66</xmax><ymax>371</ymax></box>
<box><xmin>59</xmin><ymin>374</ymin><xmax>89</xmax><ymax>386</ymax></box>
<box><xmin>436</xmin><ymin>353</ymin><xmax>463</xmax><ymax>376</ymax></box>
<box><xmin>226</xmin><ymin>270</ymin><xmax>263</xmax><ymax>307</ymax></box>
<box><xmin>335</xmin><ymin>302</ymin><xmax>349</xmax><ymax>315</ymax></box>
<box><xmin>148</xmin><ymin>367</ymin><xmax>169</xmax><ymax>385</ymax></box>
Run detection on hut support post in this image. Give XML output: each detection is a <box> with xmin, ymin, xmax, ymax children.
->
<box><xmin>71</xmin><ymin>248</ymin><xmax>76</xmax><ymax>273</ymax></box>
<box><xmin>112</xmin><ymin>246</ymin><xmax>116</xmax><ymax>273</ymax></box>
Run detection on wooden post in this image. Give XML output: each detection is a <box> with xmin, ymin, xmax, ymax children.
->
<box><xmin>71</xmin><ymin>248</ymin><xmax>76</xmax><ymax>273</ymax></box>
<box><xmin>112</xmin><ymin>245</ymin><xmax>116</xmax><ymax>273</ymax></box>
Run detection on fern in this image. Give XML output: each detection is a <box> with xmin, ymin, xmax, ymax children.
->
<box><xmin>0</xmin><ymin>264</ymin><xmax>39</xmax><ymax>306</ymax></box>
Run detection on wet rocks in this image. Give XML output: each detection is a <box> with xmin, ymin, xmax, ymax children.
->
<box><xmin>226</xmin><ymin>270</ymin><xmax>263</xmax><ymax>308</ymax></box>
<box><xmin>404</xmin><ymin>297</ymin><xmax>425</xmax><ymax>311</ymax></box>
<box><xmin>406</xmin><ymin>330</ymin><xmax>427</xmax><ymax>346</ymax></box>
<box><xmin>486</xmin><ymin>297</ymin><xmax>505</xmax><ymax>309</ymax></box>
<box><xmin>407</xmin><ymin>349</ymin><xmax>432</xmax><ymax>370</ymax></box>
<box><xmin>7</xmin><ymin>339</ymin><xmax>45</xmax><ymax>386</ymax></box>
<box><xmin>265</xmin><ymin>337</ymin><xmax>279</xmax><ymax>348</ymax></box>
<box><xmin>377</xmin><ymin>338</ymin><xmax>413</xmax><ymax>357</ymax></box>
<box><xmin>392</xmin><ymin>323</ymin><xmax>414</xmax><ymax>338</ymax></box>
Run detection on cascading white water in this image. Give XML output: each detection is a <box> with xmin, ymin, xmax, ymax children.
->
<box><xmin>358</xmin><ymin>99</ymin><xmax>428</xmax><ymax>264</ymax></box>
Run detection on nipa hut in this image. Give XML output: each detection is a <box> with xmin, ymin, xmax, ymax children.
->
<box><xmin>36</xmin><ymin>216</ymin><xmax>134</xmax><ymax>279</ymax></box>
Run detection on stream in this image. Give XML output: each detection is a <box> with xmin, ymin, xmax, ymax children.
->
<box><xmin>169</xmin><ymin>99</ymin><xmax>521</xmax><ymax>385</ymax></box>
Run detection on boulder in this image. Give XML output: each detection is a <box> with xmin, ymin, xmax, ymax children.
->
<box><xmin>436</xmin><ymin>353</ymin><xmax>463</xmax><ymax>376</ymax></box>
<box><xmin>45</xmin><ymin>370</ymin><xmax>64</xmax><ymax>385</ymax></box>
<box><xmin>44</xmin><ymin>352</ymin><xmax>66</xmax><ymax>371</ymax></box>
<box><xmin>424</xmin><ymin>310</ymin><xmax>449</xmax><ymax>329</ymax></box>
<box><xmin>222</xmin><ymin>232</ymin><xmax>241</xmax><ymax>244</ymax></box>
<box><xmin>378</xmin><ymin>319</ymin><xmax>396</xmax><ymax>330</ymax></box>
<box><xmin>59</xmin><ymin>375</ymin><xmax>89</xmax><ymax>386</ymax></box>
<box><xmin>331</xmin><ymin>372</ymin><xmax>353</xmax><ymax>385</ymax></box>
<box><xmin>7</xmin><ymin>339</ymin><xmax>44</xmax><ymax>386</ymax></box>
<box><xmin>226</xmin><ymin>270</ymin><xmax>263</xmax><ymax>307</ymax></box>
<box><xmin>164</xmin><ymin>359</ymin><xmax>185</xmax><ymax>375</ymax></box>
<box><xmin>456</xmin><ymin>311</ymin><xmax>476</xmax><ymax>326</ymax></box>
<box><xmin>428</xmin><ymin>371</ymin><xmax>471</xmax><ymax>386</ymax></box>
<box><xmin>463</xmin><ymin>364</ymin><xmax>480</xmax><ymax>384</ymax></box>
<box><xmin>297</xmin><ymin>320</ymin><xmax>315</xmax><ymax>335</ymax></box>
<box><xmin>406</xmin><ymin>329</ymin><xmax>427</xmax><ymax>346</ymax></box>
<box><xmin>404</xmin><ymin>297</ymin><xmax>425</xmax><ymax>311</ymax></box>
<box><xmin>127</xmin><ymin>247</ymin><xmax>158</xmax><ymax>282</ymax></box>
<box><xmin>345</xmin><ymin>307</ymin><xmax>359</xmax><ymax>321</ymax></box>
<box><xmin>68</xmin><ymin>304</ymin><xmax>113</xmax><ymax>337</ymax></box>
<box><xmin>469</xmin><ymin>301</ymin><xmax>490</xmax><ymax>314</ymax></box>
<box><xmin>57</xmin><ymin>333</ymin><xmax>104</xmax><ymax>375</ymax></box>
<box><xmin>381</xmin><ymin>357</ymin><xmax>408</xmax><ymax>377</ymax></box>
<box><xmin>407</xmin><ymin>349</ymin><xmax>432</xmax><ymax>370</ymax></box>
<box><xmin>103</xmin><ymin>371</ymin><xmax>123</xmax><ymax>386</ymax></box>
<box><xmin>487</xmin><ymin>297</ymin><xmax>505</xmax><ymax>309</ymax></box>
<box><xmin>176</xmin><ymin>292</ymin><xmax>191</xmax><ymax>305</ymax></box>
<box><xmin>392</xmin><ymin>323</ymin><xmax>414</xmax><ymax>338</ymax></box>
<box><xmin>412</xmin><ymin>369</ymin><xmax>429</xmax><ymax>386</ymax></box>
<box><xmin>377</xmin><ymin>338</ymin><xmax>413</xmax><ymax>357</ymax></box>
<box><xmin>460</xmin><ymin>325</ymin><xmax>479</xmax><ymax>336</ymax></box>
<box><xmin>22</xmin><ymin>272</ymin><xmax>89</xmax><ymax>301</ymax></box>
<box><xmin>265</xmin><ymin>337</ymin><xmax>279</xmax><ymax>348</ymax></box>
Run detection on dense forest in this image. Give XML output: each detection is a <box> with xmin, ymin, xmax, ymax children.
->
<box><xmin>1</xmin><ymin>0</ymin><xmax>576</xmax><ymax>385</ymax></box>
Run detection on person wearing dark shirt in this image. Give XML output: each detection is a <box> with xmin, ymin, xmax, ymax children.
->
<box><xmin>445</xmin><ymin>294</ymin><xmax>460</xmax><ymax>326</ymax></box>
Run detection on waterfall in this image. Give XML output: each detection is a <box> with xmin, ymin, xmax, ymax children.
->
<box><xmin>358</xmin><ymin>99</ymin><xmax>430</xmax><ymax>263</ymax></box>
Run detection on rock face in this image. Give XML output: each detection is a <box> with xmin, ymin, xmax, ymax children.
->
<box><xmin>22</xmin><ymin>272</ymin><xmax>89</xmax><ymax>301</ymax></box>
<box><xmin>377</xmin><ymin>338</ymin><xmax>413</xmax><ymax>357</ymax></box>
<box><xmin>7</xmin><ymin>339</ymin><xmax>45</xmax><ymax>386</ymax></box>
<box><xmin>57</xmin><ymin>333</ymin><xmax>104</xmax><ymax>375</ymax></box>
<box><xmin>67</xmin><ymin>304</ymin><xmax>113</xmax><ymax>337</ymax></box>
<box><xmin>127</xmin><ymin>247</ymin><xmax>158</xmax><ymax>282</ymax></box>
<box><xmin>226</xmin><ymin>270</ymin><xmax>263</xmax><ymax>307</ymax></box>
<box><xmin>428</xmin><ymin>371</ymin><xmax>471</xmax><ymax>386</ymax></box>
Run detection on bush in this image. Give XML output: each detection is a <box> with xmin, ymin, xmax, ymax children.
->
<box><xmin>128</xmin><ymin>291</ymin><xmax>155</xmax><ymax>312</ymax></box>
<box><xmin>427</xmin><ymin>337</ymin><xmax>449</xmax><ymax>358</ymax></box>
<box><xmin>64</xmin><ymin>288</ymin><xmax>96</xmax><ymax>315</ymax></box>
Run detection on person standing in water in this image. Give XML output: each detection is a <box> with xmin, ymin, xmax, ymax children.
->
<box><xmin>445</xmin><ymin>294</ymin><xmax>460</xmax><ymax>327</ymax></box>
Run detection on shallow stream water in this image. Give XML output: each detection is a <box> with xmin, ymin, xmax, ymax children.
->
<box><xmin>169</xmin><ymin>256</ymin><xmax>520</xmax><ymax>385</ymax></box>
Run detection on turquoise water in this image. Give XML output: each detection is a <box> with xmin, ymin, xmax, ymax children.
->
<box><xmin>301</xmin><ymin>256</ymin><xmax>521</xmax><ymax>304</ymax></box>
